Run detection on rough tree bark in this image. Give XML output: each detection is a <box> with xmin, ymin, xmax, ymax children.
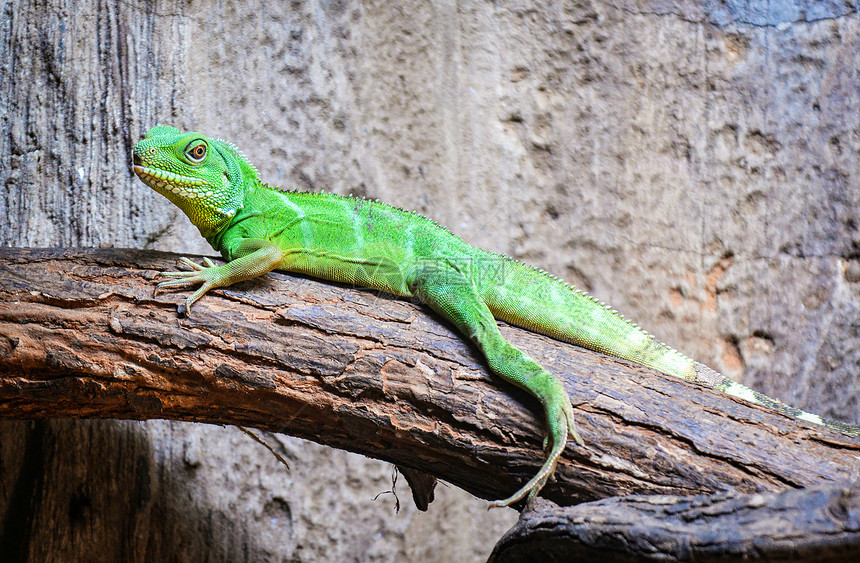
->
<box><xmin>489</xmin><ymin>484</ymin><xmax>860</xmax><ymax>562</ymax></box>
<box><xmin>2</xmin><ymin>246</ymin><xmax>859</xmax><ymax>547</ymax></box>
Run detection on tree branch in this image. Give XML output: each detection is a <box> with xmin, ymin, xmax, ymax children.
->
<box><xmin>489</xmin><ymin>482</ymin><xmax>860</xmax><ymax>562</ymax></box>
<box><xmin>1</xmin><ymin>248</ymin><xmax>859</xmax><ymax>507</ymax></box>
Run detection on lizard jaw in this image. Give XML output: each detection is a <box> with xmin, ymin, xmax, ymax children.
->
<box><xmin>133</xmin><ymin>165</ymin><xmax>214</xmax><ymax>200</ymax></box>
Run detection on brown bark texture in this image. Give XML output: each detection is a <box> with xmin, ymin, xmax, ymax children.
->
<box><xmin>2</xmin><ymin>247</ymin><xmax>859</xmax><ymax>508</ymax></box>
<box><xmin>489</xmin><ymin>482</ymin><xmax>860</xmax><ymax>562</ymax></box>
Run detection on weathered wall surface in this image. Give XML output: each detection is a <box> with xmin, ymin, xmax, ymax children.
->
<box><xmin>1</xmin><ymin>0</ymin><xmax>858</xmax><ymax>560</ymax></box>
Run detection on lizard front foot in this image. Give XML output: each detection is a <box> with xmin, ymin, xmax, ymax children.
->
<box><xmin>155</xmin><ymin>256</ymin><xmax>223</xmax><ymax>315</ymax></box>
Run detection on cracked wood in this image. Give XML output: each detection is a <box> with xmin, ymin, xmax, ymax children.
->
<box><xmin>0</xmin><ymin>247</ymin><xmax>858</xmax><ymax>505</ymax></box>
<box><xmin>489</xmin><ymin>483</ymin><xmax>860</xmax><ymax>562</ymax></box>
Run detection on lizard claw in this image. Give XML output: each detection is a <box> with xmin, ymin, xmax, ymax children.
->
<box><xmin>489</xmin><ymin>394</ymin><xmax>582</xmax><ymax>509</ymax></box>
<box><xmin>153</xmin><ymin>257</ymin><xmax>221</xmax><ymax>315</ymax></box>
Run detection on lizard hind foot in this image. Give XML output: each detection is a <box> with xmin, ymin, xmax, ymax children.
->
<box><xmin>488</xmin><ymin>414</ymin><xmax>571</xmax><ymax>509</ymax></box>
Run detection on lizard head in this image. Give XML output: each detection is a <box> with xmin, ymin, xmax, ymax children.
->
<box><xmin>132</xmin><ymin>126</ymin><xmax>258</xmax><ymax>238</ymax></box>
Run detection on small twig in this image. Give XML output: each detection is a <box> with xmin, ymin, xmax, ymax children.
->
<box><xmin>236</xmin><ymin>426</ymin><xmax>291</xmax><ymax>470</ymax></box>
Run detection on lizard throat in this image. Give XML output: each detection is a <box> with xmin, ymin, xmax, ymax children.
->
<box><xmin>134</xmin><ymin>164</ymin><xmax>237</xmax><ymax>238</ymax></box>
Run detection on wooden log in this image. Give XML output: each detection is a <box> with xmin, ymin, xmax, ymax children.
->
<box><xmin>489</xmin><ymin>482</ymin><xmax>860</xmax><ymax>562</ymax></box>
<box><xmin>1</xmin><ymin>247</ymin><xmax>859</xmax><ymax>506</ymax></box>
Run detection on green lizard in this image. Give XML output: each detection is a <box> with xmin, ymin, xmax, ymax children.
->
<box><xmin>132</xmin><ymin>126</ymin><xmax>860</xmax><ymax>507</ymax></box>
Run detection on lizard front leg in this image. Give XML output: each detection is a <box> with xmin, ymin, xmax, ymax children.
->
<box><xmin>409</xmin><ymin>261</ymin><xmax>582</xmax><ymax>508</ymax></box>
<box><xmin>157</xmin><ymin>238</ymin><xmax>285</xmax><ymax>315</ymax></box>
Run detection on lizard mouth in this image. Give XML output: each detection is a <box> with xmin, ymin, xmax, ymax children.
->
<box><xmin>133</xmin><ymin>165</ymin><xmax>214</xmax><ymax>200</ymax></box>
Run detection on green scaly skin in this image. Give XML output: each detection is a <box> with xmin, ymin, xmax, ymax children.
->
<box><xmin>132</xmin><ymin>126</ymin><xmax>860</xmax><ymax>507</ymax></box>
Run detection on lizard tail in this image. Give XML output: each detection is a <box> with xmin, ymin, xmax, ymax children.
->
<box><xmin>693</xmin><ymin>362</ymin><xmax>860</xmax><ymax>437</ymax></box>
<box><xmin>477</xmin><ymin>252</ymin><xmax>696</xmax><ymax>379</ymax></box>
<box><xmin>477</xmin><ymin>252</ymin><xmax>860</xmax><ymax>437</ymax></box>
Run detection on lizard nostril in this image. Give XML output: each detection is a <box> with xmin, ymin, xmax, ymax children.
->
<box><xmin>133</xmin><ymin>153</ymin><xmax>142</xmax><ymax>166</ymax></box>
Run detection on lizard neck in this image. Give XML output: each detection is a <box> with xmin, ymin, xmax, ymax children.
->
<box><xmin>204</xmin><ymin>179</ymin><xmax>273</xmax><ymax>256</ymax></box>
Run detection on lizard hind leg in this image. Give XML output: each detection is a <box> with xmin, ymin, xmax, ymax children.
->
<box><xmin>410</xmin><ymin>262</ymin><xmax>581</xmax><ymax>508</ymax></box>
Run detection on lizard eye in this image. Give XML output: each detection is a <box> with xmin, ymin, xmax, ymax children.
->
<box><xmin>186</xmin><ymin>143</ymin><xmax>207</xmax><ymax>163</ymax></box>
